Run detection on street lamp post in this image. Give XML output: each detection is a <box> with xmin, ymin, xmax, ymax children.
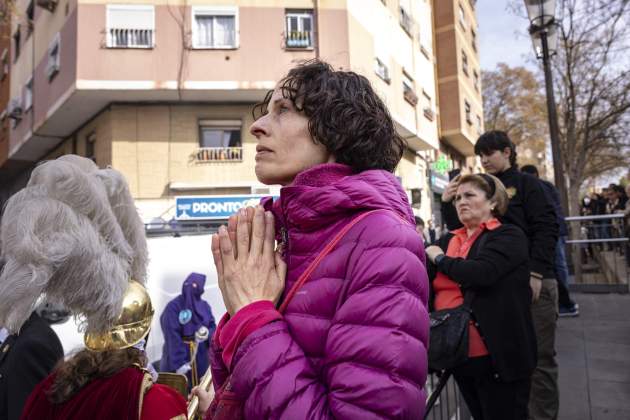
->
<box><xmin>524</xmin><ymin>0</ymin><xmax>569</xmax><ymax>215</ymax></box>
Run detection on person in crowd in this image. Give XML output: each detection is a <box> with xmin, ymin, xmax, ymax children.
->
<box><xmin>425</xmin><ymin>173</ymin><xmax>536</xmax><ymax>420</ymax></box>
<box><xmin>0</xmin><ymin>155</ymin><xmax>186</xmax><ymax>420</ymax></box>
<box><xmin>0</xmin><ymin>306</ymin><xmax>63</xmax><ymax>420</ymax></box>
<box><xmin>520</xmin><ymin>165</ymin><xmax>579</xmax><ymax>317</ymax></box>
<box><xmin>590</xmin><ymin>192</ymin><xmax>610</xmax><ymax>245</ymax></box>
<box><xmin>193</xmin><ymin>59</ymin><xmax>429</xmax><ymax>419</ymax></box>
<box><xmin>428</xmin><ymin>219</ymin><xmax>438</xmax><ymax>243</ymax></box>
<box><xmin>606</xmin><ymin>184</ymin><xmax>627</xmax><ymax>214</ymax></box>
<box><xmin>160</xmin><ymin>272</ymin><xmax>216</xmax><ymax>388</ymax></box>
<box><xmin>440</xmin><ymin>131</ymin><xmax>559</xmax><ymax>420</ymax></box>
<box><xmin>415</xmin><ymin>216</ymin><xmax>430</xmax><ymax>246</ymax></box>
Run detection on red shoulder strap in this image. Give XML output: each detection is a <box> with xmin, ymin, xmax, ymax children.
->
<box><xmin>278</xmin><ymin>209</ymin><xmax>387</xmax><ymax>314</ymax></box>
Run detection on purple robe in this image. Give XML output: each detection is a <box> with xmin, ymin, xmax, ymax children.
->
<box><xmin>159</xmin><ymin>273</ymin><xmax>216</xmax><ymax>383</ymax></box>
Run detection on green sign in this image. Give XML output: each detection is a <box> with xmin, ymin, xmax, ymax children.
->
<box><xmin>431</xmin><ymin>155</ymin><xmax>453</xmax><ymax>175</ymax></box>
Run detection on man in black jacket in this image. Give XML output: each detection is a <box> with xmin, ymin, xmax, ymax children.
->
<box><xmin>440</xmin><ymin>131</ymin><xmax>559</xmax><ymax>420</ymax></box>
<box><xmin>521</xmin><ymin>164</ymin><xmax>579</xmax><ymax>317</ymax></box>
<box><xmin>0</xmin><ymin>311</ymin><xmax>64</xmax><ymax>420</ymax></box>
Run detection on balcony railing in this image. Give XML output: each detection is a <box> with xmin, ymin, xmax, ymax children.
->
<box><xmin>286</xmin><ymin>31</ymin><xmax>313</xmax><ymax>48</ymax></box>
<box><xmin>108</xmin><ymin>28</ymin><xmax>154</xmax><ymax>48</ymax></box>
<box><xmin>195</xmin><ymin>147</ymin><xmax>243</xmax><ymax>162</ymax></box>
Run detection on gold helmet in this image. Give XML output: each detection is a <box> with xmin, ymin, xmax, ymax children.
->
<box><xmin>84</xmin><ymin>280</ymin><xmax>154</xmax><ymax>351</ymax></box>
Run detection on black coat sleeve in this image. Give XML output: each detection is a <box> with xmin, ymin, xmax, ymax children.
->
<box><xmin>522</xmin><ymin>175</ymin><xmax>559</xmax><ymax>276</ymax></box>
<box><xmin>7</xmin><ymin>328</ymin><xmax>63</xmax><ymax>420</ymax></box>
<box><xmin>440</xmin><ymin>200</ymin><xmax>463</xmax><ymax>231</ymax></box>
<box><xmin>436</xmin><ymin>225</ymin><xmax>529</xmax><ymax>289</ymax></box>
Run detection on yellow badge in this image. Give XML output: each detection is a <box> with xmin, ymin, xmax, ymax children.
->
<box><xmin>506</xmin><ymin>187</ymin><xmax>517</xmax><ymax>199</ymax></box>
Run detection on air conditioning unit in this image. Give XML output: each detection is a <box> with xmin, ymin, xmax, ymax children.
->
<box><xmin>403</xmin><ymin>89</ymin><xmax>419</xmax><ymax>107</ymax></box>
<box><xmin>36</xmin><ymin>0</ymin><xmax>58</xmax><ymax>12</ymax></box>
<box><xmin>423</xmin><ymin>107</ymin><xmax>435</xmax><ymax>121</ymax></box>
<box><xmin>8</xmin><ymin>98</ymin><xmax>23</xmax><ymax>120</ymax></box>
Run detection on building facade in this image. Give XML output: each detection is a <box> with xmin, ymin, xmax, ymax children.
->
<box><xmin>429</xmin><ymin>0</ymin><xmax>483</xmax><ymax>226</ymax></box>
<box><xmin>1</xmin><ymin>0</ymin><xmax>482</xmax><ymax>229</ymax></box>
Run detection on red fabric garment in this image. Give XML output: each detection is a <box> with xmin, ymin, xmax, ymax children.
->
<box><xmin>215</xmin><ymin>300</ymin><xmax>282</xmax><ymax>369</ymax></box>
<box><xmin>434</xmin><ymin>218</ymin><xmax>502</xmax><ymax>357</ymax></box>
<box><xmin>141</xmin><ymin>384</ymin><xmax>187</xmax><ymax>420</ymax></box>
<box><xmin>20</xmin><ymin>366</ymin><xmax>186</xmax><ymax>420</ymax></box>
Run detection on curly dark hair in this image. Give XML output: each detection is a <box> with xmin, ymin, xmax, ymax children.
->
<box><xmin>46</xmin><ymin>347</ymin><xmax>147</xmax><ymax>404</ymax></box>
<box><xmin>253</xmin><ymin>60</ymin><xmax>406</xmax><ymax>173</ymax></box>
<box><xmin>474</xmin><ymin>130</ymin><xmax>518</xmax><ymax>168</ymax></box>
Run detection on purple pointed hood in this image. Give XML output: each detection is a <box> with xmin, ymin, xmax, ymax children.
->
<box><xmin>180</xmin><ymin>272</ymin><xmax>209</xmax><ymax>338</ymax></box>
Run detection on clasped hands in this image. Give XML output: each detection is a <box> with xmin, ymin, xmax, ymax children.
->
<box><xmin>211</xmin><ymin>206</ymin><xmax>286</xmax><ymax>316</ymax></box>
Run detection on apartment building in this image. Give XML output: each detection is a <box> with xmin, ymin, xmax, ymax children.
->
<box><xmin>0</xmin><ymin>0</ymin><xmax>472</xmax><ymax>227</ymax></box>
<box><xmin>429</xmin><ymin>0</ymin><xmax>483</xmax><ymax>224</ymax></box>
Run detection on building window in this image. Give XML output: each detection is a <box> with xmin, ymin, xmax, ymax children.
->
<box><xmin>473</xmin><ymin>70</ymin><xmax>479</xmax><ymax>91</ymax></box>
<box><xmin>47</xmin><ymin>33</ymin><xmax>60</xmax><ymax>81</ymax></box>
<box><xmin>471</xmin><ymin>29</ymin><xmax>477</xmax><ymax>52</ymax></box>
<box><xmin>196</xmin><ymin>120</ymin><xmax>243</xmax><ymax>162</ymax></box>
<box><xmin>1</xmin><ymin>49</ymin><xmax>8</xmax><ymax>81</ymax></box>
<box><xmin>422</xmin><ymin>90</ymin><xmax>434</xmax><ymax>121</ymax></box>
<box><xmin>458</xmin><ymin>4</ymin><xmax>466</xmax><ymax>30</ymax></box>
<box><xmin>399</xmin><ymin>6</ymin><xmax>413</xmax><ymax>36</ymax></box>
<box><xmin>192</xmin><ymin>6</ymin><xmax>239</xmax><ymax>49</ymax></box>
<box><xmin>374</xmin><ymin>58</ymin><xmax>390</xmax><ymax>83</ymax></box>
<box><xmin>464</xmin><ymin>100</ymin><xmax>472</xmax><ymax>125</ymax></box>
<box><xmin>476</xmin><ymin>114</ymin><xmax>482</xmax><ymax>134</ymax></box>
<box><xmin>8</xmin><ymin>97</ymin><xmax>23</xmax><ymax>126</ymax></box>
<box><xmin>402</xmin><ymin>71</ymin><xmax>418</xmax><ymax>106</ymax></box>
<box><xmin>24</xmin><ymin>78</ymin><xmax>33</xmax><ymax>111</ymax></box>
<box><xmin>106</xmin><ymin>5</ymin><xmax>155</xmax><ymax>48</ymax></box>
<box><xmin>86</xmin><ymin>132</ymin><xmax>96</xmax><ymax>162</ymax></box>
<box><xmin>13</xmin><ymin>27</ymin><xmax>20</xmax><ymax>62</ymax></box>
<box><xmin>462</xmin><ymin>50</ymin><xmax>468</xmax><ymax>76</ymax></box>
<box><xmin>285</xmin><ymin>10</ymin><xmax>313</xmax><ymax>48</ymax></box>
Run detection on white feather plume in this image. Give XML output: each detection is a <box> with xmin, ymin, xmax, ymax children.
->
<box><xmin>0</xmin><ymin>155</ymin><xmax>148</xmax><ymax>334</ymax></box>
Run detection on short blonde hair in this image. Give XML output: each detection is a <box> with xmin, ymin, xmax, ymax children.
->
<box><xmin>457</xmin><ymin>173</ymin><xmax>508</xmax><ymax>217</ymax></box>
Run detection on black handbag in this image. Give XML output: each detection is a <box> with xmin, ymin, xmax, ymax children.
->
<box><xmin>427</xmin><ymin>232</ymin><xmax>488</xmax><ymax>372</ymax></box>
<box><xmin>427</xmin><ymin>290</ymin><xmax>475</xmax><ymax>371</ymax></box>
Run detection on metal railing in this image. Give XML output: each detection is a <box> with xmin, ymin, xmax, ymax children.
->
<box><xmin>424</xmin><ymin>374</ymin><xmax>471</xmax><ymax>420</ymax></box>
<box><xmin>286</xmin><ymin>31</ymin><xmax>313</xmax><ymax>48</ymax></box>
<box><xmin>107</xmin><ymin>28</ymin><xmax>154</xmax><ymax>48</ymax></box>
<box><xmin>566</xmin><ymin>213</ymin><xmax>629</xmax><ymax>293</ymax></box>
<box><xmin>195</xmin><ymin>147</ymin><xmax>243</xmax><ymax>162</ymax></box>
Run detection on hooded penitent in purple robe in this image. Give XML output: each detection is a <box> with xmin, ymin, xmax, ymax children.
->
<box><xmin>159</xmin><ymin>273</ymin><xmax>216</xmax><ymax>383</ymax></box>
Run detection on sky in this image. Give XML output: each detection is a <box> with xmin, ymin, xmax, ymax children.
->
<box><xmin>476</xmin><ymin>0</ymin><xmax>536</xmax><ymax>71</ymax></box>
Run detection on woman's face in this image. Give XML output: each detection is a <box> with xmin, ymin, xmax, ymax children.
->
<box><xmin>454</xmin><ymin>182</ymin><xmax>494</xmax><ymax>227</ymax></box>
<box><xmin>249</xmin><ymin>88</ymin><xmax>334</xmax><ymax>186</ymax></box>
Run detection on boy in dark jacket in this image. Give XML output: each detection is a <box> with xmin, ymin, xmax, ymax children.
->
<box><xmin>521</xmin><ymin>164</ymin><xmax>579</xmax><ymax>317</ymax></box>
<box><xmin>440</xmin><ymin>131</ymin><xmax>559</xmax><ymax>420</ymax></box>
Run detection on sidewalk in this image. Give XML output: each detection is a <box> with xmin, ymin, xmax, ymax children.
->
<box><xmin>557</xmin><ymin>292</ymin><xmax>630</xmax><ymax>420</ymax></box>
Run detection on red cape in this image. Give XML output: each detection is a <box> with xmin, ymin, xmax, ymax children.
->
<box><xmin>21</xmin><ymin>366</ymin><xmax>186</xmax><ymax>420</ymax></box>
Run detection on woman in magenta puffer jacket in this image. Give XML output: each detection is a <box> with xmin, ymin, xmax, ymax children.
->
<box><xmin>197</xmin><ymin>60</ymin><xmax>429</xmax><ymax>419</ymax></box>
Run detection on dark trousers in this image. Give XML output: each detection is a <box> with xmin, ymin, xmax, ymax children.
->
<box><xmin>554</xmin><ymin>236</ymin><xmax>575</xmax><ymax>308</ymax></box>
<box><xmin>453</xmin><ymin>356</ymin><xmax>531</xmax><ymax>420</ymax></box>
<box><xmin>528</xmin><ymin>279</ymin><xmax>559</xmax><ymax>420</ymax></box>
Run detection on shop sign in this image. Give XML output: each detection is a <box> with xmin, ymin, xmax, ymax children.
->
<box><xmin>175</xmin><ymin>195</ymin><xmax>271</xmax><ymax>220</ymax></box>
<box><xmin>429</xmin><ymin>171</ymin><xmax>450</xmax><ymax>194</ymax></box>
<box><xmin>431</xmin><ymin>155</ymin><xmax>453</xmax><ymax>175</ymax></box>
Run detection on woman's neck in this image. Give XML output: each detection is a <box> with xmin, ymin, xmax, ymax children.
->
<box><xmin>465</xmin><ymin>225</ymin><xmax>479</xmax><ymax>238</ymax></box>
